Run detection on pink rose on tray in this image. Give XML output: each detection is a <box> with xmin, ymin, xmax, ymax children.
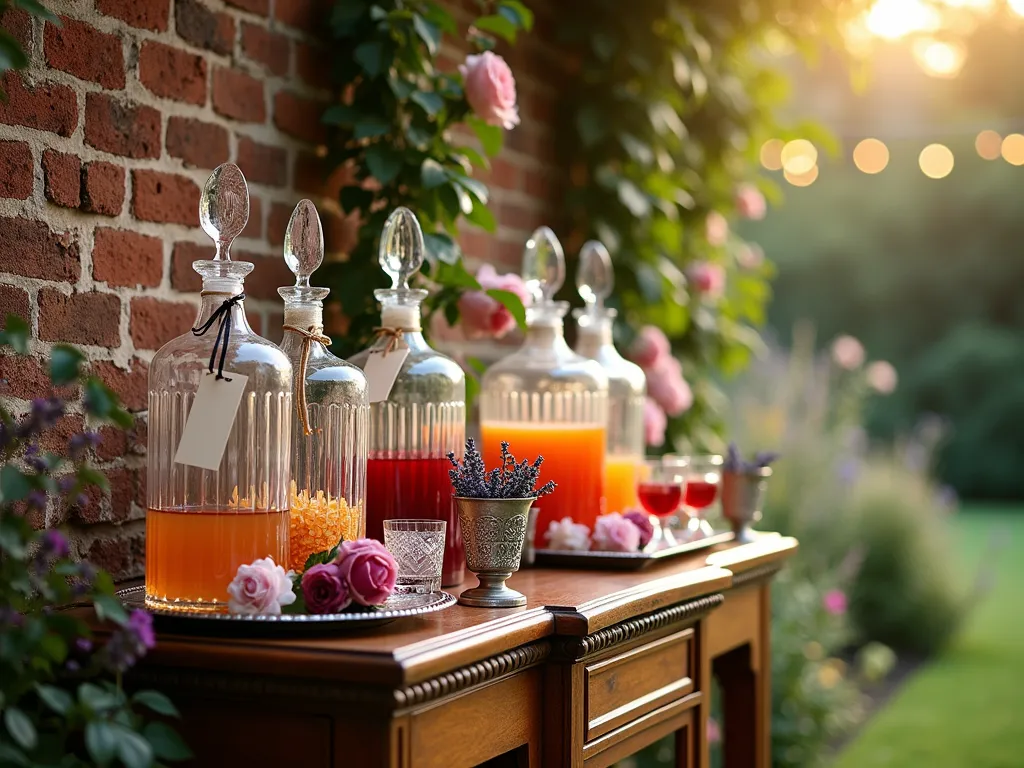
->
<box><xmin>592</xmin><ymin>513</ymin><xmax>642</xmax><ymax>552</ymax></box>
<box><xmin>227</xmin><ymin>557</ymin><xmax>296</xmax><ymax>616</ymax></box>
<box><xmin>544</xmin><ymin>516</ymin><xmax>591</xmax><ymax>551</ymax></box>
<box><xmin>301</xmin><ymin>562</ymin><xmax>352</xmax><ymax>614</ymax></box>
<box><xmin>460</xmin><ymin>51</ymin><xmax>520</xmax><ymax>130</ymax></box>
<box><xmin>622</xmin><ymin>509</ymin><xmax>656</xmax><ymax>549</ymax></box>
<box><xmin>458</xmin><ymin>264</ymin><xmax>530</xmax><ymax>339</ymax></box>
<box><xmin>628</xmin><ymin>325</ymin><xmax>671</xmax><ymax>369</ymax></box>
<box><xmin>335</xmin><ymin>539</ymin><xmax>398</xmax><ymax>606</ymax></box>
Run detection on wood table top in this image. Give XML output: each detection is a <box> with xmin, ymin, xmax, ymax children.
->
<box><xmin>132</xmin><ymin>534</ymin><xmax>797</xmax><ymax>687</ymax></box>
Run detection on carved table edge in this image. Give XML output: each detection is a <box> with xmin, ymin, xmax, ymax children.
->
<box><xmin>553</xmin><ymin>593</ymin><xmax>725</xmax><ymax>661</ymax></box>
<box><xmin>727</xmin><ymin>563</ymin><xmax>782</xmax><ymax>590</ymax></box>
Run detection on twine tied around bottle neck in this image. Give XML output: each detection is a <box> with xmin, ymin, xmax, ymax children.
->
<box><xmin>191</xmin><ymin>293</ymin><xmax>245</xmax><ymax>381</ymax></box>
<box><xmin>282</xmin><ymin>324</ymin><xmax>332</xmax><ymax>436</ymax></box>
<box><xmin>373</xmin><ymin>326</ymin><xmax>418</xmax><ymax>356</ymax></box>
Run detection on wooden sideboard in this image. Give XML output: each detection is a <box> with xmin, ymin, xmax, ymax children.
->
<box><xmin>126</xmin><ymin>534</ymin><xmax>796</xmax><ymax>768</ymax></box>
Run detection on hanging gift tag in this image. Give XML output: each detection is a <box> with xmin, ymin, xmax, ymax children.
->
<box><xmin>174</xmin><ymin>372</ymin><xmax>249</xmax><ymax>470</ymax></box>
<box><xmin>362</xmin><ymin>344</ymin><xmax>409</xmax><ymax>403</ymax></box>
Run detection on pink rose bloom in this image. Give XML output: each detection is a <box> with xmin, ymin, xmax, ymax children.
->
<box><xmin>646</xmin><ymin>356</ymin><xmax>693</xmax><ymax>417</ymax></box>
<box><xmin>688</xmin><ymin>261</ymin><xmax>726</xmax><ymax>300</ymax></box>
<box><xmin>429</xmin><ymin>311</ymin><xmax>465</xmax><ymax>343</ymax></box>
<box><xmin>736</xmin><ymin>243</ymin><xmax>765</xmax><ymax>270</ymax></box>
<box><xmin>457</xmin><ymin>264</ymin><xmax>530</xmax><ymax>339</ymax></box>
<box><xmin>705</xmin><ymin>211</ymin><xmax>728</xmax><ymax>246</ymax></box>
<box><xmin>227</xmin><ymin>557</ymin><xmax>295</xmax><ymax>616</ymax></box>
<box><xmin>628</xmin><ymin>325</ymin><xmax>671</xmax><ymax>369</ymax></box>
<box><xmin>866</xmin><ymin>360</ymin><xmax>898</xmax><ymax>394</ymax></box>
<box><xmin>823</xmin><ymin>589</ymin><xmax>848</xmax><ymax>616</ymax></box>
<box><xmin>459</xmin><ymin>51</ymin><xmax>519</xmax><ymax>130</ymax></box>
<box><xmin>735</xmin><ymin>183</ymin><xmax>767</xmax><ymax>220</ymax></box>
<box><xmin>592</xmin><ymin>513</ymin><xmax>642</xmax><ymax>552</ymax></box>
<box><xmin>831</xmin><ymin>335</ymin><xmax>865</xmax><ymax>370</ymax></box>
<box><xmin>643</xmin><ymin>397</ymin><xmax>667</xmax><ymax>447</ymax></box>
<box><xmin>301</xmin><ymin>562</ymin><xmax>352</xmax><ymax>614</ymax></box>
<box><xmin>622</xmin><ymin>509</ymin><xmax>655</xmax><ymax>549</ymax></box>
<box><xmin>335</xmin><ymin>538</ymin><xmax>398</xmax><ymax>606</ymax></box>
<box><xmin>544</xmin><ymin>517</ymin><xmax>591</xmax><ymax>551</ymax></box>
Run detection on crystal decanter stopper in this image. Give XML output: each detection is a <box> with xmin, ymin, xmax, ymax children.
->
<box><xmin>521</xmin><ymin>226</ymin><xmax>567</xmax><ymax>318</ymax></box>
<box><xmin>200</xmin><ymin>162</ymin><xmax>249</xmax><ymax>261</ymax></box>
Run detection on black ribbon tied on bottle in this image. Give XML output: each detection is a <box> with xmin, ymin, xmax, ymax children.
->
<box><xmin>191</xmin><ymin>293</ymin><xmax>245</xmax><ymax>381</ymax></box>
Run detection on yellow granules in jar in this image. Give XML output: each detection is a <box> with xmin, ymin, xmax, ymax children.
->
<box><xmin>289</xmin><ymin>482</ymin><xmax>361</xmax><ymax>572</ymax></box>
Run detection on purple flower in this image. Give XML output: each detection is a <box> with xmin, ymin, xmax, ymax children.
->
<box><xmin>301</xmin><ymin>562</ymin><xmax>352</xmax><ymax>614</ymax></box>
<box><xmin>823</xmin><ymin>589</ymin><xmax>847</xmax><ymax>616</ymax></box>
<box><xmin>75</xmin><ymin>637</ymin><xmax>93</xmax><ymax>654</ymax></box>
<box><xmin>100</xmin><ymin>609</ymin><xmax>155</xmax><ymax>672</ymax></box>
<box><xmin>68</xmin><ymin>431</ymin><xmax>101</xmax><ymax>462</ymax></box>
<box><xmin>26</xmin><ymin>490</ymin><xmax>48</xmax><ymax>511</ymax></box>
<box><xmin>18</xmin><ymin>397</ymin><xmax>64</xmax><ymax>438</ymax></box>
<box><xmin>128</xmin><ymin>609</ymin><xmax>156</xmax><ymax>650</ymax></box>
<box><xmin>622</xmin><ymin>509</ymin><xmax>655</xmax><ymax>549</ymax></box>
<box><xmin>41</xmin><ymin>529</ymin><xmax>69</xmax><ymax>559</ymax></box>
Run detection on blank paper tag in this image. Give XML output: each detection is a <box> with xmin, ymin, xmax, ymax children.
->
<box><xmin>362</xmin><ymin>346</ymin><xmax>409</xmax><ymax>403</ymax></box>
<box><xmin>174</xmin><ymin>372</ymin><xmax>249</xmax><ymax>471</ymax></box>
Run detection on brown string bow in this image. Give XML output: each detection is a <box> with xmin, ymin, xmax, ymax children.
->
<box><xmin>282</xmin><ymin>324</ymin><xmax>332</xmax><ymax>436</ymax></box>
<box><xmin>373</xmin><ymin>326</ymin><xmax>418</xmax><ymax>356</ymax></box>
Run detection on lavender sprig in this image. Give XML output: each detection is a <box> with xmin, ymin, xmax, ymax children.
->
<box><xmin>447</xmin><ymin>438</ymin><xmax>557</xmax><ymax>499</ymax></box>
<box><xmin>723</xmin><ymin>442</ymin><xmax>780</xmax><ymax>474</ymax></box>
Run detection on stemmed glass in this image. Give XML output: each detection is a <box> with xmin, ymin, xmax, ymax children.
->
<box><xmin>675</xmin><ymin>454</ymin><xmax>722</xmax><ymax>539</ymax></box>
<box><xmin>636</xmin><ymin>458</ymin><xmax>687</xmax><ymax>549</ymax></box>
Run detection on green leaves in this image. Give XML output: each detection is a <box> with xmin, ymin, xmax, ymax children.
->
<box><xmin>35</xmin><ymin>684</ymin><xmax>73</xmax><ymax>715</ymax></box>
<box><xmin>86</xmin><ymin>721</ymin><xmax>117</xmax><ymax>766</ymax></box>
<box><xmin>486</xmin><ymin>289</ymin><xmax>527</xmax><ymax>330</ymax></box>
<box><xmin>132</xmin><ymin>690</ymin><xmax>180</xmax><ymax>718</ymax></box>
<box><xmin>143</xmin><ymin>722</ymin><xmax>193</xmax><ymax>761</ymax></box>
<box><xmin>303</xmin><ymin>542</ymin><xmax>341</xmax><ymax>572</ymax></box>
<box><xmin>354</xmin><ymin>41</ymin><xmax>384</xmax><ymax>77</ymax></box>
<box><xmin>50</xmin><ymin>344</ymin><xmax>85</xmax><ymax>386</ymax></box>
<box><xmin>365</xmin><ymin>145</ymin><xmax>403</xmax><ymax>185</ymax></box>
<box><xmin>413</xmin><ymin>14</ymin><xmax>441</xmax><ymax>55</ymax></box>
<box><xmin>84</xmin><ymin>377</ymin><xmax>133</xmax><ymax>428</ymax></box>
<box><xmin>0</xmin><ymin>465</ymin><xmax>31</xmax><ymax>505</ymax></box>
<box><xmin>424</xmin><ymin>233</ymin><xmax>460</xmax><ymax>264</ymax></box>
<box><xmin>3</xmin><ymin>708</ymin><xmax>36</xmax><ymax>751</ymax></box>
<box><xmin>421</xmin><ymin>159</ymin><xmax>448</xmax><ymax>189</ymax></box>
<box><xmin>0</xmin><ymin>314</ymin><xmax>29</xmax><ymax>353</ymax></box>
<box><xmin>468</xmin><ymin>116</ymin><xmax>503</xmax><ymax>156</ymax></box>
<box><xmin>411</xmin><ymin>89</ymin><xmax>444</xmax><ymax>116</ymax></box>
<box><xmin>113</xmin><ymin>726</ymin><xmax>154</xmax><ymax>768</ymax></box>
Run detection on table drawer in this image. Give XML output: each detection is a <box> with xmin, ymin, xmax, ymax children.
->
<box><xmin>584</xmin><ymin>627</ymin><xmax>695</xmax><ymax>741</ymax></box>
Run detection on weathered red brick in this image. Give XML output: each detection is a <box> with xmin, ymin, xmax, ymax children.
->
<box><xmin>96</xmin><ymin>0</ymin><xmax>168</xmax><ymax>31</ymax></box>
<box><xmin>0</xmin><ymin>141</ymin><xmax>32</xmax><ymax>199</ymax></box>
<box><xmin>93</xmin><ymin>229</ymin><xmax>164</xmax><ymax>288</ymax></box>
<box><xmin>295</xmin><ymin>41</ymin><xmax>329</xmax><ymax>90</ymax></box>
<box><xmin>171</xmin><ymin>241</ymin><xmax>212</xmax><ymax>292</ymax></box>
<box><xmin>38</xmin><ymin>289</ymin><xmax>121</xmax><ymax>347</ymax></box>
<box><xmin>226</xmin><ymin>0</ymin><xmax>269</xmax><ymax>13</ymax></box>
<box><xmin>130</xmin><ymin>297</ymin><xmax>195</xmax><ymax>351</ymax></box>
<box><xmin>92</xmin><ymin>358</ymin><xmax>150</xmax><ymax>412</ymax></box>
<box><xmin>482</xmin><ymin>157</ymin><xmax>521</xmax><ymax>191</ymax></box>
<box><xmin>166</xmin><ymin>117</ymin><xmax>229</xmax><ymax>169</ymax></box>
<box><xmin>132</xmin><ymin>170</ymin><xmax>200</xmax><ymax>226</ymax></box>
<box><xmin>241</xmin><ymin>23</ymin><xmax>289</xmax><ymax>76</ymax></box>
<box><xmin>95</xmin><ymin>424</ymin><xmax>129</xmax><ymax>462</ymax></box>
<box><xmin>41</xmin><ymin>149</ymin><xmax>80</xmax><ymax>208</ymax></box>
<box><xmin>294</xmin><ymin>151</ymin><xmax>351</xmax><ymax>197</ymax></box>
<box><xmin>138</xmin><ymin>41</ymin><xmax>206</xmax><ymax>106</ymax></box>
<box><xmin>129</xmin><ymin>415</ymin><xmax>148</xmax><ymax>455</ymax></box>
<box><xmin>324</xmin><ymin>210</ymin><xmax>358</xmax><ymax>256</ymax></box>
<box><xmin>84</xmin><ymin>93</ymin><xmax>160</xmax><ymax>159</ymax></box>
<box><xmin>274</xmin><ymin>0</ymin><xmax>327</xmax><ymax>33</ymax></box>
<box><xmin>235</xmin><ymin>251</ymin><xmax>290</xmax><ymax>300</ymax></box>
<box><xmin>267</xmin><ymin>202</ymin><xmax>291</xmax><ymax>246</ymax></box>
<box><xmin>176</xmin><ymin>0</ymin><xmax>235</xmax><ymax>56</ymax></box>
<box><xmin>37</xmin><ymin>413</ymin><xmax>85</xmax><ymax>456</ymax></box>
<box><xmin>524</xmin><ymin>167</ymin><xmax>551</xmax><ymax>199</ymax></box>
<box><xmin>0</xmin><ymin>218</ymin><xmax>80</xmax><ymax>281</ymax></box>
<box><xmin>241</xmin><ymin>196</ymin><xmax>262</xmax><ymax>239</ymax></box>
<box><xmin>81</xmin><ymin>162</ymin><xmax>126</xmax><ymax>216</ymax></box>
<box><xmin>44</xmin><ymin>16</ymin><xmax>125</xmax><ymax>89</ymax></box>
<box><xmin>0</xmin><ymin>9</ymin><xmax>31</xmax><ymax>49</ymax></box>
<box><xmin>0</xmin><ymin>72</ymin><xmax>77</xmax><ymax>137</ymax></box>
<box><xmin>0</xmin><ymin>284</ymin><xmax>29</xmax><ymax>326</ymax></box>
<box><xmin>0</xmin><ymin>355</ymin><xmax>49</xmax><ymax>400</ymax></box>
<box><xmin>273</xmin><ymin>90</ymin><xmax>325</xmax><ymax>143</ymax></box>
<box><xmin>212</xmin><ymin>67</ymin><xmax>265</xmax><ymax>123</ymax></box>
<box><xmin>78</xmin><ymin>524</ymin><xmax>145</xmax><ymax>581</ymax></box>
<box><xmin>236</xmin><ymin>136</ymin><xmax>286</xmax><ymax>187</ymax></box>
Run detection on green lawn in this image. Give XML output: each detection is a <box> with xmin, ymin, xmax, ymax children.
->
<box><xmin>835</xmin><ymin>506</ymin><xmax>1024</xmax><ymax>768</ymax></box>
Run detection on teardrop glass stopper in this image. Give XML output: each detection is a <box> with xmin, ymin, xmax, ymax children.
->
<box><xmin>577</xmin><ymin>240</ymin><xmax>613</xmax><ymax>311</ymax></box>
<box><xmin>199</xmin><ymin>163</ymin><xmax>249</xmax><ymax>259</ymax></box>
<box><xmin>379</xmin><ymin>207</ymin><xmax>424</xmax><ymax>291</ymax></box>
<box><xmin>522</xmin><ymin>226</ymin><xmax>565</xmax><ymax>304</ymax></box>
<box><xmin>283</xmin><ymin>200</ymin><xmax>324</xmax><ymax>289</ymax></box>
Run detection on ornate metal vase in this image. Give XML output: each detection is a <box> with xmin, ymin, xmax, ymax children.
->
<box><xmin>720</xmin><ymin>467</ymin><xmax>772</xmax><ymax>544</ymax></box>
<box><xmin>455</xmin><ymin>497</ymin><xmax>535</xmax><ymax>608</ymax></box>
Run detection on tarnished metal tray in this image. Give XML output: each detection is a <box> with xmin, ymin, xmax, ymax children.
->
<box><xmin>118</xmin><ymin>586</ymin><xmax>456</xmax><ymax>635</ymax></box>
<box><xmin>534</xmin><ymin>531</ymin><xmax>734</xmax><ymax>571</ymax></box>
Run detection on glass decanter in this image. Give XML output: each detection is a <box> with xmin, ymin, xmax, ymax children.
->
<box><xmin>278</xmin><ymin>200</ymin><xmax>369</xmax><ymax>572</ymax></box>
<box><xmin>349</xmin><ymin>208</ymin><xmax>466</xmax><ymax>586</ymax></box>
<box><xmin>146</xmin><ymin>163</ymin><xmax>293</xmax><ymax>612</ymax></box>
<box><xmin>479</xmin><ymin>227</ymin><xmax>609</xmax><ymax>548</ymax></box>
<box><xmin>573</xmin><ymin>240</ymin><xmax>646</xmax><ymax>515</ymax></box>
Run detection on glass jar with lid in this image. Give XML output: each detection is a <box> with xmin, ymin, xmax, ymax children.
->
<box><xmin>277</xmin><ymin>200</ymin><xmax>369</xmax><ymax>572</ymax></box>
<box><xmin>573</xmin><ymin>240</ymin><xmax>646</xmax><ymax>515</ymax></box>
<box><xmin>349</xmin><ymin>208</ymin><xmax>467</xmax><ymax>585</ymax></box>
<box><xmin>479</xmin><ymin>227</ymin><xmax>609</xmax><ymax>547</ymax></box>
<box><xmin>146</xmin><ymin>164</ymin><xmax>292</xmax><ymax>612</ymax></box>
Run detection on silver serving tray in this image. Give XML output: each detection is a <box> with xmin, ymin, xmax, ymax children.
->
<box><xmin>118</xmin><ymin>586</ymin><xmax>456</xmax><ymax>635</ymax></box>
<box><xmin>535</xmin><ymin>530</ymin><xmax>734</xmax><ymax>571</ymax></box>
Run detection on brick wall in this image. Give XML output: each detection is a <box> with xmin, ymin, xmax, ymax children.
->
<box><xmin>0</xmin><ymin>0</ymin><xmax>564</xmax><ymax>579</ymax></box>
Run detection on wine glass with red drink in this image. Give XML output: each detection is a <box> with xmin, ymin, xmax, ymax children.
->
<box><xmin>636</xmin><ymin>458</ymin><xmax>687</xmax><ymax>549</ymax></box>
<box><xmin>679</xmin><ymin>455</ymin><xmax>722</xmax><ymax>539</ymax></box>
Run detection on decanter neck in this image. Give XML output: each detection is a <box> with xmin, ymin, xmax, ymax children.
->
<box><xmin>575</xmin><ymin>324</ymin><xmax>613</xmax><ymax>358</ymax></box>
<box><xmin>523</xmin><ymin>321</ymin><xmax>571</xmax><ymax>354</ymax></box>
<box><xmin>195</xmin><ymin>290</ymin><xmax>253</xmax><ymax>335</ymax></box>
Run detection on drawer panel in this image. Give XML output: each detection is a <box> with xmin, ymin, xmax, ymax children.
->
<box><xmin>584</xmin><ymin>627</ymin><xmax>694</xmax><ymax>741</ymax></box>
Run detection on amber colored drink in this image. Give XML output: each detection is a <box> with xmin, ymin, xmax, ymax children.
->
<box><xmin>145</xmin><ymin>509</ymin><xmax>289</xmax><ymax>611</ymax></box>
<box><xmin>365</xmin><ymin>456</ymin><xmax>464</xmax><ymax>586</ymax></box>
<box><xmin>480</xmin><ymin>423</ymin><xmax>606</xmax><ymax>548</ymax></box>
<box><xmin>604</xmin><ymin>455</ymin><xmax>640</xmax><ymax>514</ymax></box>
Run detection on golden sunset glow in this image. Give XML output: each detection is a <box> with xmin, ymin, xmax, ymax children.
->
<box><xmin>853</xmin><ymin>139</ymin><xmax>890</xmax><ymax>174</ymax></box>
<box><xmin>781</xmin><ymin>140</ymin><xmax>818</xmax><ymax>176</ymax></box>
<box><xmin>919</xmin><ymin>144</ymin><xmax>955</xmax><ymax>178</ymax></box>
